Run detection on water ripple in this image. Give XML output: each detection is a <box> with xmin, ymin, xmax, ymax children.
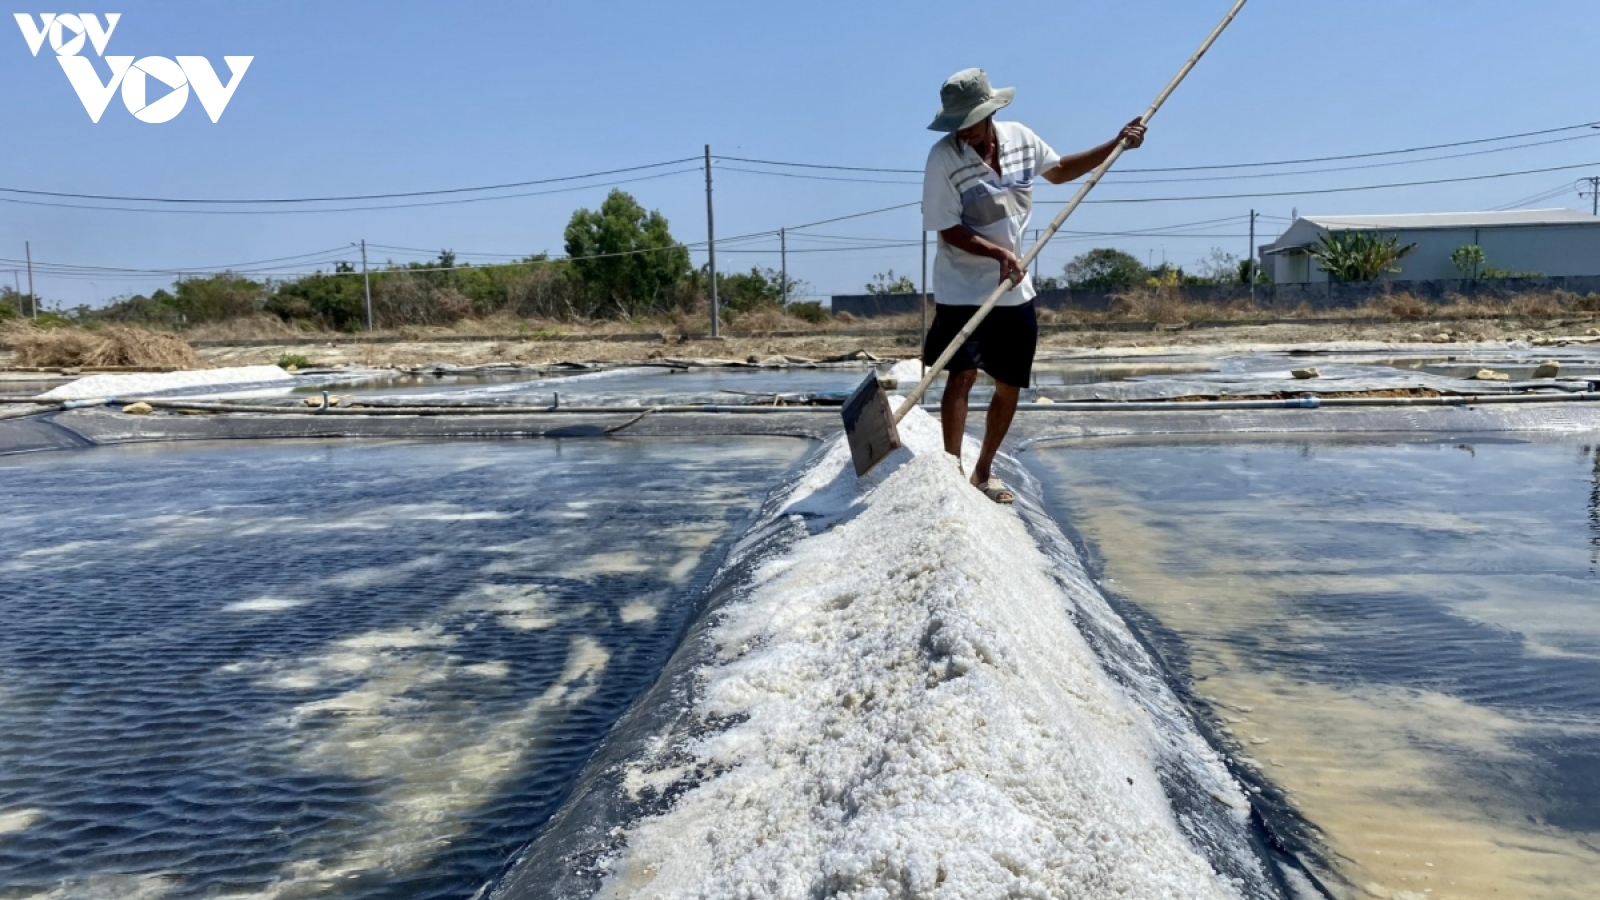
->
<box><xmin>0</xmin><ymin>438</ymin><xmax>806</xmax><ymax>900</ymax></box>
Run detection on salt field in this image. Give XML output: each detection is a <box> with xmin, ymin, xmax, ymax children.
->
<box><xmin>1027</xmin><ymin>436</ymin><xmax>1600</xmax><ymax>898</ymax></box>
<box><xmin>488</xmin><ymin>410</ymin><xmax>1291</xmax><ymax>900</ymax></box>
<box><xmin>0</xmin><ymin>438</ymin><xmax>806</xmax><ymax>899</ymax></box>
<box><xmin>4</xmin><ymin>353</ymin><xmax>1600</xmax><ymax>899</ymax></box>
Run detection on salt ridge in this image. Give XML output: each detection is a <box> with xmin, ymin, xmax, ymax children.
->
<box><xmin>586</xmin><ymin>405</ymin><xmax>1256</xmax><ymax>899</ymax></box>
<box><xmin>40</xmin><ymin>365</ymin><xmax>291</xmax><ymax>401</ymax></box>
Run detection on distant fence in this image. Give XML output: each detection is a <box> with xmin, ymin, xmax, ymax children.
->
<box><xmin>831</xmin><ymin>275</ymin><xmax>1600</xmax><ymax>319</ymax></box>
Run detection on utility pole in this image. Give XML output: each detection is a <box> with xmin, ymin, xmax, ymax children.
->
<box><xmin>780</xmin><ymin>227</ymin><xmax>787</xmax><ymax>305</ymax></box>
<box><xmin>25</xmin><ymin>241</ymin><xmax>35</xmax><ymax>319</ymax></box>
<box><xmin>703</xmin><ymin>144</ymin><xmax>720</xmax><ymax>338</ymax></box>
<box><xmin>1248</xmin><ymin>209</ymin><xmax>1257</xmax><ymax>304</ymax></box>
<box><xmin>360</xmin><ymin>239</ymin><xmax>373</xmax><ymax>332</ymax></box>
<box><xmin>1582</xmin><ymin>176</ymin><xmax>1600</xmax><ymax>217</ymax></box>
<box><xmin>920</xmin><ymin>223</ymin><xmax>929</xmax><ymax>376</ymax></box>
<box><xmin>1030</xmin><ymin>228</ymin><xmax>1040</xmax><ymax>282</ymax></box>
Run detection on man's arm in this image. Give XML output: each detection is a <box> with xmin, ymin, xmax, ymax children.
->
<box><xmin>1041</xmin><ymin>118</ymin><xmax>1147</xmax><ymax>185</ymax></box>
<box><xmin>939</xmin><ymin>225</ymin><xmax>1025</xmax><ymax>286</ymax></box>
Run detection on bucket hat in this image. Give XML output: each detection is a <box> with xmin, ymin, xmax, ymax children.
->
<box><xmin>928</xmin><ymin>68</ymin><xmax>1015</xmax><ymax>132</ymax></box>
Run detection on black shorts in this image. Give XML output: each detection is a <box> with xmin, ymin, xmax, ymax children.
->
<box><xmin>922</xmin><ymin>301</ymin><xmax>1038</xmax><ymax>388</ymax></box>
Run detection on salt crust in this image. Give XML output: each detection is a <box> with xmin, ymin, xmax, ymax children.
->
<box><xmin>40</xmin><ymin>365</ymin><xmax>291</xmax><ymax>401</ymax></box>
<box><xmin>595</xmin><ymin>404</ymin><xmax>1244</xmax><ymax>899</ymax></box>
<box><xmin>884</xmin><ymin>357</ymin><xmax>926</xmax><ymax>387</ymax></box>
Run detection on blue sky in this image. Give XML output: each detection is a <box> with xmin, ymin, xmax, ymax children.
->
<box><xmin>2</xmin><ymin>0</ymin><xmax>1598</xmax><ymax>309</ymax></box>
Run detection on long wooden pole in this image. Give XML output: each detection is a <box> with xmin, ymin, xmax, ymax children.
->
<box><xmin>920</xmin><ymin>217</ymin><xmax>929</xmax><ymax>376</ymax></box>
<box><xmin>893</xmin><ymin>0</ymin><xmax>1250</xmax><ymax>421</ymax></box>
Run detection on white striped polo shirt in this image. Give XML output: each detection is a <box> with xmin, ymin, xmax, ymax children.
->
<box><xmin>922</xmin><ymin>120</ymin><xmax>1061</xmax><ymax>306</ymax></box>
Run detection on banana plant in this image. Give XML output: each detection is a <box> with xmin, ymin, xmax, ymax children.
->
<box><xmin>1308</xmin><ymin>230</ymin><xmax>1418</xmax><ymax>282</ymax></box>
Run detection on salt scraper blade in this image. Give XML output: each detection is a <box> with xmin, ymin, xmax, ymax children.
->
<box><xmin>842</xmin><ymin>371</ymin><xmax>901</xmax><ymax>476</ymax></box>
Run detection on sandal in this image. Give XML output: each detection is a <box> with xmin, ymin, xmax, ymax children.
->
<box><xmin>974</xmin><ymin>479</ymin><xmax>1015</xmax><ymax>505</ymax></box>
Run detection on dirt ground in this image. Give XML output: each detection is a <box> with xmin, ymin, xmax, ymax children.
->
<box><xmin>4</xmin><ymin>315</ymin><xmax>1598</xmax><ymax>375</ymax></box>
<box><xmin>186</xmin><ymin>316</ymin><xmax>1600</xmax><ymax>369</ymax></box>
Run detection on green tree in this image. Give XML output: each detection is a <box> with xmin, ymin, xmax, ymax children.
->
<box><xmin>1308</xmin><ymin>231</ymin><xmax>1417</xmax><ymax>282</ymax></box>
<box><xmin>0</xmin><ymin>287</ymin><xmax>19</xmax><ymax>320</ymax></box>
<box><xmin>865</xmin><ymin>269</ymin><xmax>917</xmax><ymax>294</ymax></box>
<box><xmin>87</xmin><ymin>289</ymin><xmax>181</xmax><ymax>326</ymax></box>
<box><xmin>169</xmin><ymin>274</ymin><xmax>266</xmax><ymax>324</ymax></box>
<box><xmin>1063</xmin><ymin>248</ymin><xmax>1147</xmax><ymax>289</ymax></box>
<box><xmin>1238</xmin><ymin>259</ymin><xmax>1269</xmax><ymax>285</ymax></box>
<box><xmin>563</xmin><ymin>190</ymin><xmax>691</xmax><ymax>317</ymax></box>
<box><xmin>269</xmin><ymin>264</ymin><xmax>367</xmax><ymax>330</ymax></box>
<box><xmin>1450</xmin><ymin>244</ymin><xmax>1486</xmax><ymax>280</ymax></box>
<box><xmin>716</xmin><ymin>266</ymin><xmax>793</xmax><ymax>313</ymax></box>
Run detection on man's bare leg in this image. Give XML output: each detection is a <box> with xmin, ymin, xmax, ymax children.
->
<box><xmin>940</xmin><ymin>369</ymin><xmax>978</xmax><ymax>466</ymax></box>
<box><xmin>971</xmin><ymin>381</ymin><xmax>1020</xmax><ymax>486</ymax></box>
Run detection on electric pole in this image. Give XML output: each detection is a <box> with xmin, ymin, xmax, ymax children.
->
<box><xmin>360</xmin><ymin>239</ymin><xmax>373</xmax><ymax>332</ymax></box>
<box><xmin>25</xmin><ymin>241</ymin><xmax>35</xmax><ymax>319</ymax></box>
<box><xmin>703</xmin><ymin>144</ymin><xmax>720</xmax><ymax>338</ymax></box>
<box><xmin>1030</xmin><ymin>228</ymin><xmax>1040</xmax><ymax>282</ymax></box>
<box><xmin>780</xmin><ymin>227</ymin><xmax>787</xmax><ymax>305</ymax></box>
<box><xmin>1582</xmin><ymin>176</ymin><xmax>1600</xmax><ymax>217</ymax></box>
<box><xmin>1248</xmin><ymin>209</ymin><xmax>1257</xmax><ymax>303</ymax></box>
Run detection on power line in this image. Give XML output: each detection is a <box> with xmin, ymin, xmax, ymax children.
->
<box><xmin>0</xmin><ymin>249</ymin><xmax>355</xmax><ymax>276</ymax></box>
<box><xmin>712</xmin><ymin>155</ymin><xmax>921</xmax><ymax>175</ymax></box>
<box><xmin>8</xmin><ymin>120</ymin><xmax>1594</xmax><ymax>215</ymax></box>
<box><xmin>0</xmin><ymin>158</ymin><xmax>701</xmax><ymax>205</ymax></box>
<box><xmin>785</xmin><ymin>201</ymin><xmax>922</xmax><ymax>231</ymax></box>
<box><xmin>6</xmin><ymin>201</ymin><xmax>921</xmax><ymax>278</ymax></box>
<box><xmin>0</xmin><ymin>212</ymin><xmax>1269</xmax><ymax>283</ymax></box>
<box><xmin>1047</xmin><ymin>160</ymin><xmax>1600</xmax><ymax>205</ymax></box>
<box><xmin>1492</xmin><ymin>181</ymin><xmax>1580</xmax><ymax>211</ymax></box>
<box><xmin>721</xmin><ymin>242</ymin><xmax>923</xmax><ymax>255</ymax></box>
<box><xmin>712</xmin><ymin>121</ymin><xmax>1600</xmax><ymax>176</ymax></box>
<box><xmin>0</xmin><ymin>246</ymin><xmax>357</xmax><ymax>276</ymax></box>
<box><xmin>1097</xmin><ymin>132</ymin><xmax>1600</xmax><ymax>184</ymax></box>
<box><xmin>719</xmin><ymin>131</ymin><xmax>1600</xmax><ymax>188</ymax></box>
<box><xmin>1115</xmin><ymin>120</ymin><xmax>1600</xmax><ymax>173</ymax></box>
<box><xmin>715</xmin><ymin>166</ymin><xmax>920</xmax><ymax>186</ymax></box>
<box><xmin>786</xmin><ymin>216</ymin><xmax>1253</xmax><ymax>245</ymax></box>
<box><xmin>719</xmin><ymin>157</ymin><xmax>1600</xmax><ymax>205</ymax></box>
<box><xmin>0</xmin><ymin>168</ymin><xmax>705</xmax><ymax>215</ymax></box>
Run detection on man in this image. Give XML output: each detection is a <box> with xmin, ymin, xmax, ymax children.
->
<box><xmin>922</xmin><ymin>68</ymin><xmax>1146</xmax><ymax>503</ymax></box>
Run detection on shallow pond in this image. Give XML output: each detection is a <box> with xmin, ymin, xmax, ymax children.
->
<box><xmin>0</xmin><ymin>437</ymin><xmax>807</xmax><ymax>899</ymax></box>
<box><xmin>1026</xmin><ymin>436</ymin><xmax>1600</xmax><ymax>899</ymax></box>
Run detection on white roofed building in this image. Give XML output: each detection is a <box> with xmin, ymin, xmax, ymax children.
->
<box><xmin>1259</xmin><ymin>209</ymin><xmax>1600</xmax><ymax>284</ymax></box>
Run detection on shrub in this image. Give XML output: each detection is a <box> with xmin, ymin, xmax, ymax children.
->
<box><xmin>787</xmin><ymin>301</ymin><xmax>829</xmax><ymax>324</ymax></box>
<box><xmin>1385</xmin><ymin>293</ymin><xmax>1429</xmax><ymax>320</ymax></box>
<box><xmin>276</xmin><ymin>353</ymin><xmax>311</xmax><ymax>369</ymax></box>
<box><xmin>1480</xmin><ymin>267</ymin><xmax>1543</xmax><ymax>280</ymax></box>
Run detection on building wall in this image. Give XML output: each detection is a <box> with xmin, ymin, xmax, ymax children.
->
<box><xmin>1267</xmin><ymin>224</ymin><xmax>1600</xmax><ymax>284</ymax></box>
<box><xmin>831</xmin><ymin>275</ymin><xmax>1600</xmax><ymax>319</ymax></box>
<box><xmin>1389</xmin><ymin>228</ymin><xmax>1478</xmax><ymax>281</ymax></box>
<box><xmin>1479</xmin><ymin>225</ymin><xmax>1600</xmax><ymax>278</ymax></box>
